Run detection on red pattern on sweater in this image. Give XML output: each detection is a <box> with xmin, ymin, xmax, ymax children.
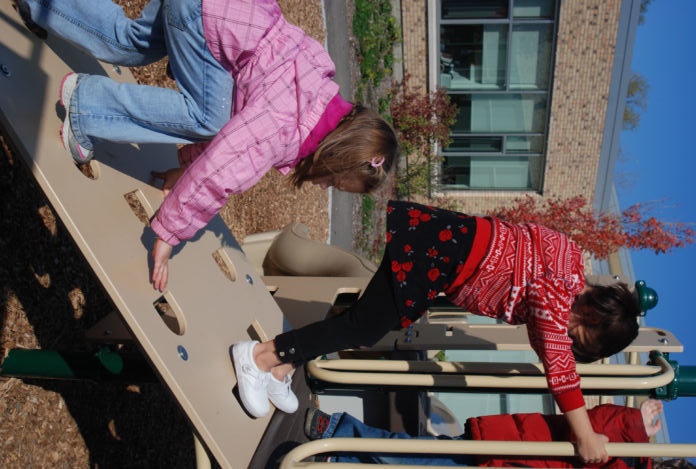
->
<box><xmin>448</xmin><ymin>217</ymin><xmax>586</xmax><ymax>411</ymax></box>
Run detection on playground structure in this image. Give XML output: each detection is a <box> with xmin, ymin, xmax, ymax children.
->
<box><xmin>1</xmin><ymin>2</ymin><xmax>695</xmax><ymax>467</ymax></box>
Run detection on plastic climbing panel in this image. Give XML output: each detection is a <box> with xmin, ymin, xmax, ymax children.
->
<box><xmin>0</xmin><ymin>4</ymin><xmax>286</xmax><ymax>467</ymax></box>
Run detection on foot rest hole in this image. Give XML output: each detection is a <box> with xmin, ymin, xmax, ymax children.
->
<box><xmin>75</xmin><ymin>160</ymin><xmax>100</xmax><ymax>180</ymax></box>
<box><xmin>212</xmin><ymin>248</ymin><xmax>237</xmax><ymax>282</ymax></box>
<box><xmin>124</xmin><ymin>189</ymin><xmax>154</xmax><ymax>226</ymax></box>
<box><xmin>153</xmin><ymin>293</ymin><xmax>186</xmax><ymax>336</ymax></box>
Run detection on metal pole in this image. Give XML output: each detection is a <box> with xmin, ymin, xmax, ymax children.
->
<box><xmin>279</xmin><ymin>439</ymin><xmax>696</xmax><ymax>469</ymax></box>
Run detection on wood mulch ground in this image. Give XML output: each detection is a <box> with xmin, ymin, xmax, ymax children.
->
<box><xmin>0</xmin><ymin>0</ymin><xmax>345</xmax><ymax>467</ymax></box>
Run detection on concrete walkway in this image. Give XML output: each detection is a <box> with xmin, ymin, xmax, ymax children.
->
<box><xmin>323</xmin><ymin>0</ymin><xmax>356</xmax><ymax>251</ymax></box>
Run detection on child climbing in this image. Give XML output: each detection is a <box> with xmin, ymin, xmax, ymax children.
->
<box><xmin>15</xmin><ymin>0</ymin><xmax>398</xmax><ymax>290</ymax></box>
<box><xmin>231</xmin><ymin>200</ymin><xmax>642</xmax><ymax>465</ymax></box>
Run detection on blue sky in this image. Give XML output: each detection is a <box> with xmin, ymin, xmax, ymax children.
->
<box><xmin>616</xmin><ymin>0</ymin><xmax>696</xmax><ymax>447</ymax></box>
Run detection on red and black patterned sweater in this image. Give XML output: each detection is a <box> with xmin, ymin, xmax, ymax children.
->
<box><xmin>448</xmin><ymin>216</ymin><xmax>586</xmax><ymax>412</ymax></box>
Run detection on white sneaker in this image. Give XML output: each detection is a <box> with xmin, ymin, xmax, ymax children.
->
<box><xmin>268</xmin><ymin>373</ymin><xmax>298</xmax><ymax>413</ymax></box>
<box><xmin>231</xmin><ymin>341</ymin><xmax>270</xmax><ymax>418</ymax></box>
<box><xmin>59</xmin><ymin>73</ymin><xmax>93</xmax><ymax>163</ymax></box>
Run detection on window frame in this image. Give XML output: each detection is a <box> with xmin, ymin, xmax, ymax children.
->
<box><xmin>429</xmin><ymin>0</ymin><xmax>561</xmax><ymax>192</ymax></box>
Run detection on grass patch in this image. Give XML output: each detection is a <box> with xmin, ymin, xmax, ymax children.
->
<box><xmin>352</xmin><ymin>0</ymin><xmax>400</xmax><ymax>103</ymax></box>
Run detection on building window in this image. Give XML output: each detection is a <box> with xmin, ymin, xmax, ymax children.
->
<box><xmin>438</xmin><ymin>0</ymin><xmax>558</xmax><ymax>191</ymax></box>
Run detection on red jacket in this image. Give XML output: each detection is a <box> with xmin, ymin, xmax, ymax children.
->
<box><xmin>467</xmin><ymin>404</ymin><xmax>651</xmax><ymax>468</ymax></box>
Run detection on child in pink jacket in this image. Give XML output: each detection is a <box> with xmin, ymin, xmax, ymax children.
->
<box><xmin>16</xmin><ymin>0</ymin><xmax>398</xmax><ymax>290</ymax></box>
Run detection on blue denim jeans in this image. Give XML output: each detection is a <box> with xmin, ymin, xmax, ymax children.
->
<box><xmin>21</xmin><ymin>0</ymin><xmax>233</xmax><ymax>150</ymax></box>
<box><xmin>322</xmin><ymin>412</ymin><xmax>476</xmax><ymax>466</ymax></box>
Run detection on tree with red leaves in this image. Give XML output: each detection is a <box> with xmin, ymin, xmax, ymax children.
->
<box><xmin>490</xmin><ymin>195</ymin><xmax>695</xmax><ymax>259</ymax></box>
<box><xmin>389</xmin><ymin>74</ymin><xmax>457</xmax><ymax>199</ymax></box>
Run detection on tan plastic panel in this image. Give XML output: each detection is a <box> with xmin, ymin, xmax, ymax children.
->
<box><xmin>263</xmin><ymin>276</ymin><xmax>369</xmax><ymax>329</ymax></box>
<box><xmin>262</xmin><ymin>223</ymin><xmax>377</xmax><ymax>277</ymax></box>
<box><xmin>0</xmin><ymin>6</ymin><xmax>284</xmax><ymax>467</ymax></box>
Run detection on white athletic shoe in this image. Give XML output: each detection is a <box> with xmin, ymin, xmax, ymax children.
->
<box><xmin>59</xmin><ymin>73</ymin><xmax>93</xmax><ymax>163</ymax></box>
<box><xmin>231</xmin><ymin>341</ymin><xmax>270</xmax><ymax>418</ymax></box>
<box><xmin>268</xmin><ymin>373</ymin><xmax>299</xmax><ymax>413</ymax></box>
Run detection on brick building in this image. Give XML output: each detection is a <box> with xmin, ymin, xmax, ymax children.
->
<box><xmin>399</xmin><ymin>0</ymin><xmax>640</xmax><ymax>219</ymax></box>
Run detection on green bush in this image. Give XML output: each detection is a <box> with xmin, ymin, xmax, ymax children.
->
<box><xmin>353</xmin><ymin>0</ymin><xmax>400</xmax><ymax>91</ymax></box>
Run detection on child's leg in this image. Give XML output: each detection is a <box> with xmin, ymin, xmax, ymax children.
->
<box><xmin>267</xmin><ymin>251</ymin><xmax>401</xmax><ymax>366</ymax></box>
<box><xmin>71</xmin><ymin>69</ymin><xmax>231</xmax><ymax>149</ymax></box>
<box><xmin>67</xmin><ymin>0</ymin><xmax>233</xmax><ymax>150</ymax></box>
<box><xmin>157</xmin><ymin>0</ymin><xmax>235</xmax><ymax>144</ymax></box>
<box><xmin>325</xmin><ymin>412</ymin><xmax>472</xmax><ymax>466</ymax></box>
<box><xmin>17</xmin><ymin>0</ymin><xmax>167</xmax><ymax>66</ymax></box>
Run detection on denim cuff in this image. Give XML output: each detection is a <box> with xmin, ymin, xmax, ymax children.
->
<box><xmin>321</xmin><ymin>412</ymin><xmax>344</xmax><ymax>439</ymax></box>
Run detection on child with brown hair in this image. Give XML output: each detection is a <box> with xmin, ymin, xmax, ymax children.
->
<box><xmin>15</xmin><ymin>0</ymin><xmax>398</xmax><ymax>290</ymax></box>
<box><xmin>231</xmin><ymin>200</ymin><xmax>641</xmax><ymax>465</ymax></box>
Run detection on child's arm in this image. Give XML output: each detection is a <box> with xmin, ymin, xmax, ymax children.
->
<box><xmin>524</xmin><ymin>294</ymin><xmax>607</xmax><ymax>463</ymax></box>
<box><xmin>151</xmin><ymin>238</ymin><xmax>173</xmax><ymax>292</ymax></box>
<box><xmin>565</xmin><ymin>406</ymin><xmax>609</xmax><ymax>464</ymax></box>
<box><xmin>151</xmin><ymin>168</ymin><xmax>185</xmax><ymax>197</ymax></box>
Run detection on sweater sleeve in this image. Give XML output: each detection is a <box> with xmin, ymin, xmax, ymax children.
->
<box><xmin>151</xmin><ymin>105</ymin><xmax>298</xmax><ymax>245</ymax></box>
<box><xmin>526</xmin><ymin>276</ymin><xmax>584</xmax><ymax>412</ymax></box>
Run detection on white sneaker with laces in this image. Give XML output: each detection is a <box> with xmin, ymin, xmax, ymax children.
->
<box><xmin>231</xmin><ymin>341</ymin><xmax>270</xmax><ymax>418</ymax></box>
<box><xmin>268</xmin><ymin>373</ymin><xmax>298</xmax><ymax>413</ymax></box>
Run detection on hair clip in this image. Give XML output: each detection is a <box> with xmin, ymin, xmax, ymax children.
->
<box><xmin>370</xmin><ymin>156</ymin><xmax>385</xmax><ymax>168</ymax></box>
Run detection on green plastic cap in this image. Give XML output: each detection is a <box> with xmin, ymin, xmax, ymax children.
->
<box><xmin>635</xmin><ymin>280</ymin><xmax>658</xmax><ymax>316</ymax></box>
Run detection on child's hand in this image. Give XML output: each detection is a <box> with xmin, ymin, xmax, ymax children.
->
<box><xmin>576</xmin><ymin>431</ymin><xmax>609</xmax><ymax>465</ymax></box>
<box><xmin>151</xmin><ymin>168</ymin><xmax>184</xmax><ymax>197</ymax></box>
<box><xmin>565</xmin><ymin>406</ymin><xmax>608</xmax><ymax>464</ymax></box>
<box><xmin>151</xmin><ymin>238</ymin><xmax>173</xmax><ymax>291</ymax></box>
<box><xmin>640</xmin><ymin>399</ymin><xmax>663</xmax><ymax>437</ymax></box>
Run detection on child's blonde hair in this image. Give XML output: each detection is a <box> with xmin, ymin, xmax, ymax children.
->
<box><xmin>291</xmin><ymin>105</ymin><xmax>398</xmax><ymax>192</ymax></box>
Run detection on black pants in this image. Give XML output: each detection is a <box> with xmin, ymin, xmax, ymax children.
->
<box><xmin>273</xmin><ymin>252</ymin><xmax>400</xmax><ymax>364</ymax></box>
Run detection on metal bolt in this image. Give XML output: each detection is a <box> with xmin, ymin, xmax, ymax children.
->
<box><xmin>245</xmin><ymin>274</ymin><xmax>253</xmax><ymax>285</ymax></box>
<box><xmin>1</xmin><ymin>64</ymin><xmax>10</xmax><ymax>77</ymax></box>
<box><xmin>659</xmin><ymin>337</ymin><xmax>669</xmax><ymax>344</ymax></box>
<box><xmin>177</xmin><ymin>345</ymin><xmax>189</xmax><ymax>361</ymax></box>
<box><xmin>112</xmin><ymin>65</ymin><xmax>121</xmax><ymax>74</ymax></box>
<box><xmin>406</xmin><ymin>337</ymin><xmax>412</xmax><ymax>343</ymax></box>
<box><xmin>105</xmin><ymin>329</ymin><xmax>112</xmax><ymax>336</ymax></box>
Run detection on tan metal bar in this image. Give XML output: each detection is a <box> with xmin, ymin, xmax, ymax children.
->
<box><xmin>372</xmin><ymin>323</ymin><xmax>683</xmax><ymax>353</ymax></box>
<box><xmin>280</xmin><ymin>439</ymin><xmax>696</xmax><ymax>469</ymax></box>
<box><xmin>625</xmin><ymin>351</ymin><xmax>644</xmax><ymax>407</ymax></box>
<box><xmin>306</xmin><ymin>356</ymin><xmax>674</xmax><ymax>391</ymax></box>
<box><xmin>311</xmin><ymin>359</ymin><xmax>664</xmax><ymax>376</ymax></box>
